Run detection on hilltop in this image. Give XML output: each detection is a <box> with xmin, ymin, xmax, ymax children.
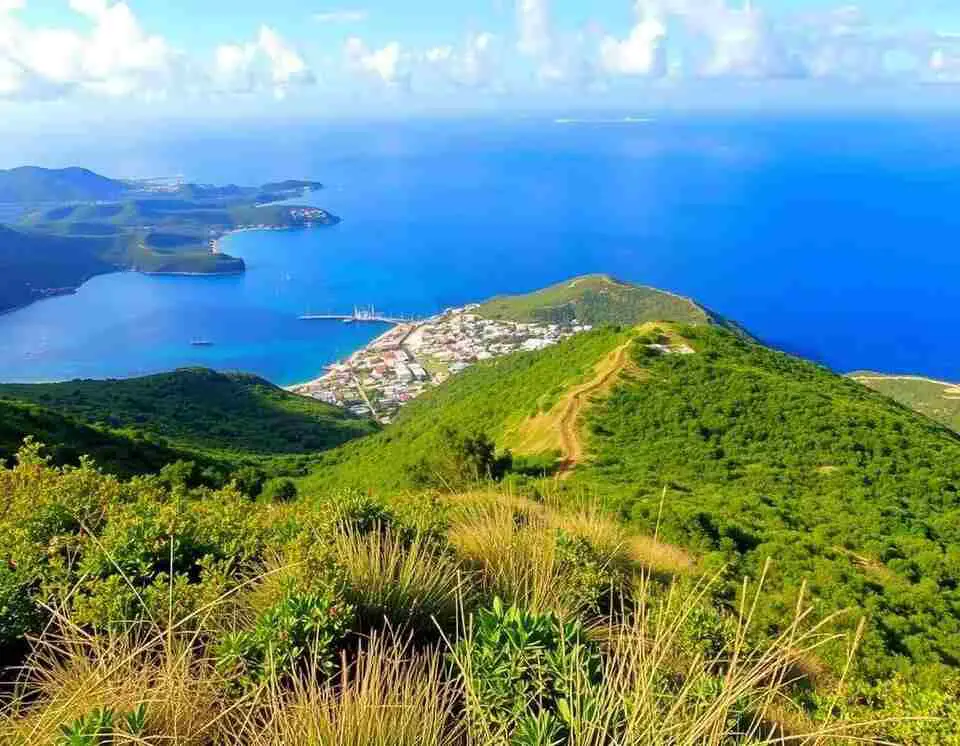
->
<box><xmin>0</xmin><ymin>167</ymin><xmax>336</xmax><ymax>313</ymax></box>
<box><xmin>0</xmin><ymin>368</ymin><xmax>376</xmax><ymax>460</ymax></box>
<box><xmin>0</xmin><ymin>166</ymin><xmax>127</xmax><ymax>203</ymax></box>
<box><xmin>0</xmin><ymin>368</ymin><xmax>376</xmax><ymax>486</ymax></box>
<box><xmin>478</xmin><ymin>274</ymin><xmax>745</xmax><ymax>332</ymax></box>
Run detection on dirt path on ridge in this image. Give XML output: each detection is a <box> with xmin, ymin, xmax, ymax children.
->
<box><xmin>556</xmin><ymin>341</ymin><xmax>633</xmax><ymax>477</ymax></box>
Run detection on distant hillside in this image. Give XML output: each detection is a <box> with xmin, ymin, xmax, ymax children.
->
<box><xmin>0</xmin><ymin>166</ymin><xmax>128</xmax><ymax>203</ymax></box>
<box><xmin>0</xmin><ymin>398</ymin><xmax>201</xmax><ymax>479</ymax></box>
<box><xmin>851</xmin><ymin>372</ymin><xmax>960</xmax><ymax>433</ymax></box>
<box><xmin>0</xmin><ymin>167</ymin><xmax>336</xmax><ymax>312</ymax></box>
<box><xmin>0</xmin><ymin>225</ymin><xmax>118</xmax><ymax>310</ymax></box>
<box><xmin>0</xmin><ymin>368</ymin><xmax>377</xmax><ymax>460</ymax></box>
<box><xmin>478</xmin><ymin>274</ymin><xmax>741</xmax><ymax>331</ymax></box>
<box><xmin>307</xmin><ymin>323</ymin><xmax>960</xmax><ymax>688</ymax></box>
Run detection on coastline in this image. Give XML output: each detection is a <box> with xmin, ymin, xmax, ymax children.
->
<box><xmin>142</xmin><ymin>268</ymin><xmax>245</xmax><ymax>278</ymax></box>
<box><xmin>850</xmin><ymin>372</ymin><xmax>960</xmax><ymax>389</ymax></box>
<box><xmin>286</xmin><ymin>320</ymin><xmax>408</xmax><ymax>391</ymax></box>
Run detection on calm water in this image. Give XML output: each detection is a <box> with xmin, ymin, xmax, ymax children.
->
<box><xmin>1</xmin><ymin>115</ymin><xmax>960</xmax><ymax>385</ymax></box>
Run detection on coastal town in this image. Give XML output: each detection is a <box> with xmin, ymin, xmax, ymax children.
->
<box><xmin>290</xmin><ymin>306</ymin><xmax>594</xmax><ymax>423</ymax></box>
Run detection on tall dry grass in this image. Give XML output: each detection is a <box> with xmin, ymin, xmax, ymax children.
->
<box><xmin>237</xmin><ymin>632</ymin><xmax>460</xmax><ymax>746</ymax></box>
<box><xmin>0</xmin><ymin>614</ymin><xmax>232</xmax><ymax>744</ymax></box>
<box><xmin>334</xmin><ymin>524</ymin><xmax>470</xmax><ymax>634</ymax></box>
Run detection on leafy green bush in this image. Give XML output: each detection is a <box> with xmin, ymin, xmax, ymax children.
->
<box><xmin>452</xmin><ymin>599</ymin><xmax>602</xmax><ymax>744</ymax></box>
<box><xmin>214</xmin><ymin>588</ymin><xmax>353</xmax><ymax>690</ymax></box>
<box><xmin>407</xmin><ymin>428</ymin><xmax>512</xmax><ymax>491</ymax></box>
<box><xmin>57</xmin><ymin>705</ymin><xmax>146</xmax><ymax>746</ymax></box>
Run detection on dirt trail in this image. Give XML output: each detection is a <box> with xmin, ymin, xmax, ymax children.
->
<box><xmin>556</xmin><ymin>341</ymin><xmax>633</xmax><ymax>477</ymax></box>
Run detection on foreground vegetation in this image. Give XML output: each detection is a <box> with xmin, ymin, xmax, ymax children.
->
<box><xmin>0</xmin><ymin>446</ymin><xmax>915</xmax><ymax>744</ymax></box>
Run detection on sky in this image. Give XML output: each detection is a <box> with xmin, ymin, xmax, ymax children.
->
<box><xmin>2</xmin><ymin>0</ymin><xmax>960</xmax><ymax>122</ymax></box>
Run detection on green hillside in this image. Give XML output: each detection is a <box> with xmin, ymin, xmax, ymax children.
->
<box><xmin>851</xmin><ymin>372</ymin><xmax>960</xmax><ymax>433</ymax></box>
<box><xmin>0</xmin><ymin>368</ymin><xmax>377</xmax><ymax>461</ymax></box>
<box><xmin>307</xmin><ymin>326</ymin><xmax>631</xmax><ymax>492</ymax></box>
<box><xmin>307</xmin><ymin>324</ymin><xmax>960</xmax><ymax>694</ymax></box>
<box><xmin>478</xmin><ymin>274</ymin><xmax>737</xmax><ymax>329</ymax></box>
<box><xmin>0</xmin><ymin>325</ymin><xmax>957</xmax><ymax>740</ymax></box>
<box><xmin>0</xmin><ymin>166</ymin><xmax>127</xmax><ymax>203</ymax></box>
<box><xmin>0</xmin><ymin>398</ymin><xmax>198</xmax><ymax>478</ymax></box>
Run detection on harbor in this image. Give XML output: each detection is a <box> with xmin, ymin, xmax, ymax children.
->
<box><xmin>290</xmin><ymin>305</ymin><xmax>592</xmax><ymax>423</ymax></box>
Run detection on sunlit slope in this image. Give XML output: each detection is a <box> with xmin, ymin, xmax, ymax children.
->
<box><xmin>0</xmin><ymin>368</ymin><xmax>377</xmax><ymax>461</ymax></box>
<box><xmin>308</xmin><ymin>323</ymin><xmax>960</xmax><ymax>684</ymax></box>
<box><xmin>306</xmin><ymin>327</ymin><xmax>632</xmax><ymax>493</ymax></box>
<box><xmin>478</xmin><ymin>274</ymin><xmax>740</xmax><ymax>331</ymax></box>
<box><xmin>576</xmin><ymin>325</ymin><xmax>960</xmax><ymax>682</ymax></box>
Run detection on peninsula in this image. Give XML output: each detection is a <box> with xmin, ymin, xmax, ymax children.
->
<box><xmin>0</xmin><ymin>167</ymin><xmax>338</xmax><ymax>313</ymax></box>
<box><xmin>290</xmin><ymin>276</ymin><xmax>717</xmax><ymax>423</ymax></box>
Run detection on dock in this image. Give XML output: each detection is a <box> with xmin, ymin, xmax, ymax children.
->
<box><xmin>299</xmin><ymin>306</ymin><xmax>423</xmax><ymax>325</ymax></box>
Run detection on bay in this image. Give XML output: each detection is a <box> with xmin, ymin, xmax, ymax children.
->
<box><xmin>1</xmin><ymin>114</ymin><xmax>959</xmax><ymax>384</ymax></box>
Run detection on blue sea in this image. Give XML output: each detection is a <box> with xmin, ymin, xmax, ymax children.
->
<box><xmin>1</xmin><ymin>114</ymin><xmax>960</xmax><ymax>385</ymax></box>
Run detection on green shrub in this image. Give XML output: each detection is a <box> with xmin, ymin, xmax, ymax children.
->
<box><xmin>452</xmin><ymin>598</ymin><xmax>602</xmax><ymax>744</ymax></box>
<box><xmin>262</xmin><ymin>478</ymin><xmax>298</xmax><ymax>503</ymax></box>
<box><xmin>56</xmin><ymin>704</ymin><xmax>146</xmax><ymax>746</ymax></box>
<box><xmin>214</xmin><ymin>588</ymin><xmax>353</xmax><ymax>690</ymax></box>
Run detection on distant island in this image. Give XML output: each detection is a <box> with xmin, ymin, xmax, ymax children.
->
<box><xmin>0</xmin><ymin>166</ymin><xmax>339</xmax><ymax>313</ymax></box>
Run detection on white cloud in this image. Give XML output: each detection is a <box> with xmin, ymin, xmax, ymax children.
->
<box><xmin>0</xmin><ymin>0</ymin><xmax>179</xmax><ymax>99</ymax></box>
<box><xmin>517</xmin><ymin>0</ymin><xmax>551</xmax><ymax>57</ymax></box>
<box><xmin>215</xmin><ymin>26</ymin><xmax>314</xmax><ymax>97</ymax></box>
<box><xmin>0</xmin><ymin>2</ymin><xmax>316</xmax><ymax>101</ymax></box>
<box><xmin>600</xmin><ymin>15</ymin><xmax>666</xmax><ymax>76</ymax></box>
<box><xmin>314</xmin><ymin>9</ymin><xmax>368</xmax><ymax>24</ymax></box>
<box><xmin>345</xmin><ymin>37</ymin><xmax>409</xmax><ymax>87</ymax></box>
<box><xmin>424</xmin><ymin>32</ymin><xmax>500</xmax><ymax>89</ymax></box>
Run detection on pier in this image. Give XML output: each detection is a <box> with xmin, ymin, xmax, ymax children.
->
<box><xmin>299</xmin><ymin>306</ymin><xmax>423</xmax><ymax>325</ymax></box>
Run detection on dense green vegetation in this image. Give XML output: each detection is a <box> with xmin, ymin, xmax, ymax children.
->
<box><xmin>0</xmin><ymin>450</ymin><xmax>898</xmax><ymax>744</ymax></box>
<box><xmin>302</xmin><ymin>323</ymin><xmax>960</xmax><ymax>731</ymax></box>
<box><xmin>0</xmin><ymin>368</ymin><xmax>376</xmax><ymax>460</ymax></box>
<box><xmin>0</xmin><ymin>399</ymin><xmax>197</xmax><ymax>479</ymax></box>
<box><xmin>478</xmin><ymin>273</ymin><xmax>736</xmax><ymax>330</ymax></box>
<box><xmin>0</xmin><ymin>167</ymin><xmax>334</xmax><ymax>312</ymax></box>
<box><xmin>851</xmin><ymin>372</ymin><xmax>960</xmax><ymax>433</ymax></box>
<box><xmin>576</xmin><ymin>328</ymin><xmax>960</xmax><ymax>686</ymax></box>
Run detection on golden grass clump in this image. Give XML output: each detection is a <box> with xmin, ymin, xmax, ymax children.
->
<box><xmin>333</xmin><ymin>525</ymin><xmax>470</xmax><ymax>634</ymax></box>
<box><xmin>0</xmin><ymin>622</ymin><xmax>226</xmax><ymax>745</ymax></box>
<box><xmin>238</xmin><ymin>632</ymin><xmax>460</xmax><ymax>746</ymax></box>
<box><xmin>447</xmin><ymin>496</ymin><xmax>589</xmax><ymax>615</ymax></box>
<box><xmin>446</xmin><ymin>493</ymin><xmax>693</xmax><ymax>616</ymax></box>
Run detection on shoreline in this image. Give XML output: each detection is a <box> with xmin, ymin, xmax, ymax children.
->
<box><xmin>286</xmin><ymin>320</ymin><xmax>412</xmax><ymax>391</ymax></box>
<box><xmin>851</xmin><ymin>373</ymin><xmax>960</xmax><ymax>389</ymax></box>
<box><xmin>142</xmin><ymin>268</ymin><xmax>245</xmax><ymax>278</ymax></box>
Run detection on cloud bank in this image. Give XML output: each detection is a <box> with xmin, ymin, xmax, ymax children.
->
<box><xmin>0</xmin><ymin>0</ymin><xmax>957</xmax><ymax>106</ymax></box>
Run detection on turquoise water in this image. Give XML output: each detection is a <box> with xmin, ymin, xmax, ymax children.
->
<box><xmin>2</xmin><ymin>115</ymin><xmax>960</xmax><ymax>384</ymax></box>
